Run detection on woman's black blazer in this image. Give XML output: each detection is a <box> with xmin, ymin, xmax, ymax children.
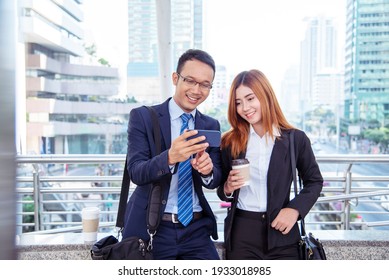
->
<box><xmin>217</xmin><ymin>129</ymin><xmax>323</xmax><ymax>251</ymax></box>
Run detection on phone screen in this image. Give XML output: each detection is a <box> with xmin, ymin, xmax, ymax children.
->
<box><xmin>187</xmin><ymin>129</ymin><xmax>221</xmax><ymax>147</ymax></box>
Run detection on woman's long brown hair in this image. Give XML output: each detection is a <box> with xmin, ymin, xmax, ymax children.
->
<box><xmin>221</xmin><ymin>69</ymin><xmax>294</xmax><ymax>158</ymax></box>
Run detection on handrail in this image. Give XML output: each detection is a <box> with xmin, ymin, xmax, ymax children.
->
<box><xmin>15</xmin><ymin>154</ymin><xmax>389</xmax><ymax>234</ymax></box>
<box><xmin>315</xmin><ymin>154</ymin><xmax>389</xmax><ymax>163</ymax></box>
<box><xmin>317</xmin><ymin>190</ymin><xmax>389</xmax><ymax>202</ymax></box>
<box><xmin>366</xmin><ymin>221</ymin><xmax>389</xmax><ymax>227</ymax></box>
<box><xmin>16</xmin><ymin>154</ymin><xmax>125</xmax><ymax>164</ymax></box>
<box><xmin>16</xmin><ymin>153</ymin><xmax>389</xmax><ymax>163</ymax></box>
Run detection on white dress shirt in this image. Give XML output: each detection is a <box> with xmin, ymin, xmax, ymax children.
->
<box><xmin>237</xmin><ymin>125</ymin><xmax>279</xmax><ymax>212</ymax></box>
<box><xmin>164</xmin><ymin>99</ymin><xmax>203</xmax><ymax>214</ymax></box>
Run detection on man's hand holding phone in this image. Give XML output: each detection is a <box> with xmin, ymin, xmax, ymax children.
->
<box><xmin>187</xmin><ymin>129</ymin><xmax>221</xmax><ymax>147</ymax></box>
<box><xmin>168</xmin><ymin>129</ymin><xmax>208</xmax><ymax>165</ymax></box>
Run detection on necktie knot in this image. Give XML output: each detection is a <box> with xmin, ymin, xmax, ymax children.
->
<box><xmin>180</xmin><ymin>113</ymin><xmax>192</xmax><ymax>134</ymax></box>
<box><xmin>181</xmin><ymin>113</ymin><xmax>191</xmax><ymax>124</ymax></box>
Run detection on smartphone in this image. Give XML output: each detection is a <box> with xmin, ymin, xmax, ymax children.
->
<box><xmin>187</xmin><ymin>129</ymin><xmax>221</xmax><ymax>147</ymax></box>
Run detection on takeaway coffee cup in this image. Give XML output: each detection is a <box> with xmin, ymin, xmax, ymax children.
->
<box><xmin>231</xmin><ymin>159</ymin><xmax>250</xmax><ymax>186</ymax></box>
<box><xmin>82</xmin><ymin>207</ymin><xmax>100</xmax><ymax>244</ymax></box>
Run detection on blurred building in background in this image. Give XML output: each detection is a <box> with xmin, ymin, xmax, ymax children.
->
<box><xmin>12</xmin><ymin>0</ymin><xmax>389</xmax><ymax>155</ymax></box>
<box><xmin>299</xmin><ymin>16</ymin><xmax>342</xmax><ymax>124</ymax></box>
<box><xmin>127</xmin><ymin>0</ymin><xmax>205</xmax><ymax>104</ymax></box>
<box><xmin>344</xmin><ymin>0</ymin><xmax>389</xmax><ymax>128</ymax></box>
<box><xmin>17</xmin><ymin>0</ymin><xmax>134</xmax><ymax>155</ymax></box>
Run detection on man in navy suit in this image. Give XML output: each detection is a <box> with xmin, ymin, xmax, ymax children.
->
<box><xmin>122</xmin><ymin>49</ymin><xmax>222</xmax><ymax>259</ymax></box>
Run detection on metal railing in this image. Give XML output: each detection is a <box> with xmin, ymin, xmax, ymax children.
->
<box><xmin>15</xmin><ymin>154</ymin><xmax>389</xmax><ymax>234</ymax></box>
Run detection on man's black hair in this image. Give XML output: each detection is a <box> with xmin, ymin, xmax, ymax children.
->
<box><xmin>176</xmin><ymin>49</ymin><xmax>215</xmax><ymax>76</ymax></box>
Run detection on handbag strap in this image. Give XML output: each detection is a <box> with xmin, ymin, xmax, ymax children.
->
<box><xmin>115</xmin><ymin>106</ymin><xmax>162</xmax><ymax>234</ymax></box>
<box><xmin>144</xmin><ymin>106</ymin><xmax>162</xmax><ymax>237</ymax></box>
<box><xmin>290</xmin><ymin>129</ymin><xmax>306</xmax><ymax>236</ymax></box>
<box><xmin>116</xmin><ymin>156</ymin><xmax>130</xmax><ymax>228</ymax></box>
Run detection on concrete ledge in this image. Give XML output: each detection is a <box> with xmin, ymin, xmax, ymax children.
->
<box><xmin>16</xmin><ymin>231</ymin><xmax>389</xmax><ymax>260</ymax></box>
<box><xmin>307</xmin><ymin>230</ymin><xmax>389</xmax><ymax>260</ymax></box>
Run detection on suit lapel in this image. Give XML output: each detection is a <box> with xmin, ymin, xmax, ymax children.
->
<box><xmin>267</xmin><ymin>131</ymin><xmax>289</xmax><ymax>191</ymax></box>
<box><xmin>155</xmin><ymin>99</ymin><xmax>172</xmax><ymax>150</ymax></box>
<box><xmin>194</xmin><ymin>110</ymin><xmax>206</xmax><ymax>129</ymax></box>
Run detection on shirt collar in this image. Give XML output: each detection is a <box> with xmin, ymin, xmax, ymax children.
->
<box><xmin>249</xmin><ymin>125</ymin><xmax>281</xmax><ymax>142</ymax></box>
<box><xmin>169</xmin><ymin>98</ymin><xmax>196</xmax><ymax>121</ymax></box>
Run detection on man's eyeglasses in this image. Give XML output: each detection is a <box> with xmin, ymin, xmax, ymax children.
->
<box><xmin>177</xmin><ymin>73</ymin><xmax>213</xmax><ymax>91</ymax></box>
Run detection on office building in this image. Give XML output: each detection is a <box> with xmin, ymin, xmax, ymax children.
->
<box><xmin>313</xmin><ymin>70</ymin><xmax>344</xmax><ymax>108</ymax></box>
<box><xmin>299</xmin><ymin>16</ymin><xmax>340</xmax><ymax>112</ymax></box>
<box><xmin>280</xmin><ymin>65</ymin><xmax>301</xmax><ymax>123</ymax></box>
<box><xmin>344</xmin><ymin>0</ymin><xmax>389</xmax><ymax>127</ymax></box>
<box><xmin>18</xmin><ymin>0</ymin><xmax>133</xmax><ymax>155</ymax></box>
<box><xmin>127</xmin><ymin>0</ymin><xmax>204</xmax><ymax>103</ymax></box>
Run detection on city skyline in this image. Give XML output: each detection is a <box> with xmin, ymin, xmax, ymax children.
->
<box><xmin>204</xmin><ymin>0</ymin><xmax>346</xmax><ymax>92</ymax></box>
<box><xmin>83</xmin><ymin>0</ymin><xmax>346</xmax><ymax>93</ymax></box>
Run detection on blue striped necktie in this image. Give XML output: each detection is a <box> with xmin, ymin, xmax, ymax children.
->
<box><xmin>177</xmin><ymin>113</ymin><xmax>193</xmax><ymax>226</ymax></box>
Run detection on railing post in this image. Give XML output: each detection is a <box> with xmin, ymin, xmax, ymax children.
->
<box><xmin>32</xmin><ymin>168</ymin><xmax>40</xmax><ymax>231</ymax></box>
<box><xmin>344</xmin><ymin>164</ymin><xmax>353</xmax><ymax>230</ymax></box>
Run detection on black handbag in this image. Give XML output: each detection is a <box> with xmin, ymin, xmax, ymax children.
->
<box><xmin>298</xmin><ymin>232</ymin><xmax>327</xmax><ymax>260</ymax></box>
<box><xmin>90</xmin><ymin>235</ymin><xmax>153</xmax><ymax>260</ymax></box>
<box><xmin>290</xmin><ymin>130</ymin><xmax>327</xmax><ymax>260</ymax></box>
<box><xmin>91</xmin><ymin>106</ymin><xmax>162</xmax><ymax>260</ymax></box>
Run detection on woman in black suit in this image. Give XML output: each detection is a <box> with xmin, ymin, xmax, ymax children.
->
<box><xmin>218</xmin><ymin>69</ymin><xmax>323</xmax><ymax>260</ymax></box>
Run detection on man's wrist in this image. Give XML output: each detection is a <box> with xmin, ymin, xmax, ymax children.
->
<box><xmin>167</xmin><ymin>148</ymin><xmax>177</xmax><ymax>165</ymax></box>
<box><xmin>224</xmin><ymin>191</ymin><xmax>234</xmax><ymax>198</ymax></box>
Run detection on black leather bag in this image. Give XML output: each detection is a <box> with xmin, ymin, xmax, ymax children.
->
<box><xmin>90</xmin><ymin>106</ymin><xmax>161</xmax><ymax>260</ymax></box>
<box><xmin>91</xmin><ymin>235</ymin><xmax>153</xmax><ymax>260</ymax></box>
<box><xmin>290</xmin><ymin>130</ymin><xmax>327</xmax><ymax>260</ymax></box>
<box><xmin>298</xmin><ymin>232</ymin><xmax>327</xmax><ymax>260</ymax></box>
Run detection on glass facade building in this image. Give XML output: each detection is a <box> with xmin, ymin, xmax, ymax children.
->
<box><xmin>344</xmin><ymin>0</ymin><xmax>389</xmax><ymax>127</ymax></box>
<box><xmin>127</xmin><ymin>0</ymin><xmax>204</xmax><ymax>104</ymax></box>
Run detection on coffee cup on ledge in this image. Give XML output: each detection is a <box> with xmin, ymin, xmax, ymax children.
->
<box><xmin>81</xmin><ymin>207</ymin><xmax>100</xmax><ymax>244</ymax></box>
<box><xmin>231</xmin><ymin>159</ymin><xmax>250</xmax><ymax>187</ymax></box>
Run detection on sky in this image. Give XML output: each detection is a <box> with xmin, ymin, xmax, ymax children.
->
<box><xmin>82</xmin><ymin>0</ymin><xmax>128</xmax><ymax>66</ymax></box>
<box><xmin>83</xmin><ymin>0</ymin><xmax>346</xmax><ymax>93</ymax></box>
<box><xmin>202</xmin><ymin>0</ymin><xmax>346</xmax><ymax>91</ymax></box>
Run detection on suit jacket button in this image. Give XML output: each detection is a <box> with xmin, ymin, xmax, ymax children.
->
<box><xmin>161</xmin><ymin>200</ymin><xmax>167</xmax><ymax>205</ymax></box>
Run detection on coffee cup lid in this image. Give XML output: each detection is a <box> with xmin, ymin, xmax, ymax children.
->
<box><xmin>232</xmin><ymin>159</ymin><xmax>249</xmax><ymax>165</ymax></box>
<box><xmin>82</xmin><ymin>207</ymin><xmax>100</xmax><ymax>219</ymax></box>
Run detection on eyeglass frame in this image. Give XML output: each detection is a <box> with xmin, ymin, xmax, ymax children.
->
<box><xmin>176</xmin><ymin>73</ymin><xmax>213</xmax><ymax>91</ymax></box>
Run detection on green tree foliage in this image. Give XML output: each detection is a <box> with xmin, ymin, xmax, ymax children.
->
<box><xmin>202</xmin><ymin>104</ymin><xmax>230</xmax><ymax>133</ymax></box>
<box><xmin>84</xmin><ymin>43</ymin><xmax>111</xmax><ymax>67</ymax></box>
<box><xmin>127</xmin><ymin>96</ymin><xmax>137</xmax><ymax>103</ymax></box>
<box><xmin>84</xmin><ymin>43</ymin><xmax>97</xmax><ymax>57</ymax></box>
<box><xmin>23</xmin><ymin>195</ymin><xmax>35</xmax><ymax>232</ymax></box>
<box><xmin>98</xmin><ymin>58</ymin><xmax>111</xmax><ymax>67</ymax></box>
<box><xmin>362</xmin><ymin>127</ymin><xmax>389</xmax><ymax>153</ymax></box>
